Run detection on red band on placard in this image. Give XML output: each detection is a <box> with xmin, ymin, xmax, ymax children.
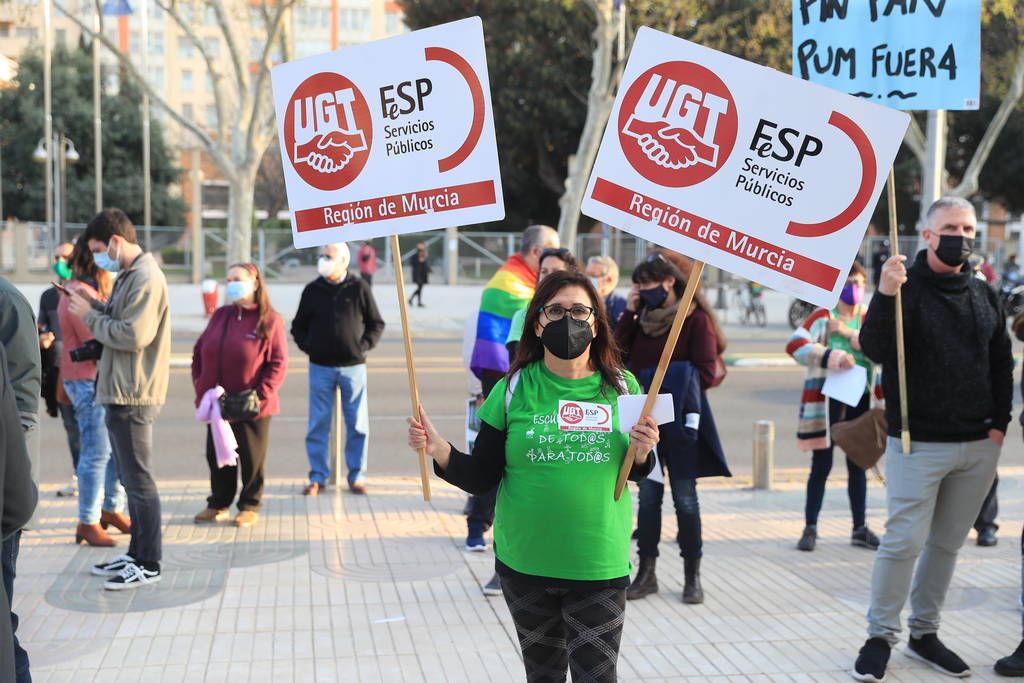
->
<box><xmin>590</xmin><ymin>178</ymin><xmax>840</xmax><ymax>292</ymax></box>
<box><xmin>786</xmin><ymin>111</ymin><xmax>877</xmax><ymax>238</ymax></box>
<box><xmin>294</xmin><ymin>180</ymin><xmax>496</xmax><ymax>233</ymax></box>
<box><xmin>425</xmin><ymin>46</ymin><xmax>485</xmax><ymax>173</ymax></box>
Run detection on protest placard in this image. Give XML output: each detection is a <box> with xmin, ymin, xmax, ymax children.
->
<box><xmin>271</xmin><ymin>17</ymin><xmax>504</xmax><ymax>500</ymax></box>
<box><xmin>271</xmin><ymin>16</ymin><xmax>504</xmax><ymax>249</ymax></box>
<box><xmin>791</xmin><ymin>0</ymin><xmax>980</xmax><ymax>111</ymax></box>
<box><xmin>582</xmin><ymin>27</ymin><xmax>909</xmax><ymax>497</ymax></box>
<box><xmin>581</xmin><ymin>27</ymin><xmax>910</xmax><ymax>310</ymax></box>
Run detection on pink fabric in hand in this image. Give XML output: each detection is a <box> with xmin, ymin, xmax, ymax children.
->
<box><xmin>195</xmin><ymin>386</ymin><xmax>238</xmax><ymax>468</ymax></box>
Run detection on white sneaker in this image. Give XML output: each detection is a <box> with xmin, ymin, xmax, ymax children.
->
<box><xmin>103</xmin><ymin>562</ymin><xmax>161</xmax><ymax>591</ymax></box>
<box><xmin>91</xmin><ymin>554</ymin><xmax>135</xmax><ymax>577</ymax></box>
<box><xmin>56</xmin><ymin>476</ymin><xmax>78</xmax><ymax>498</ymax></box>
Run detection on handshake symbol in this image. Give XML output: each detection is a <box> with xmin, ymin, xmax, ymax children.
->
<box><xmin>622</xmin><ymin>116</ymin><xmax>719</xmax><ymax>170</ymax></box>
<box><xmin>294</xmin><ymin>129</ymin><xmax>368</xmax><ymax>174</ymax></box>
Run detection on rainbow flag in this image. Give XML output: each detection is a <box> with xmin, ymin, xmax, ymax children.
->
<box><xmin>470</xmin><ymin>254</ymin><xmax>536</xmax><ymax>378</ymax></box>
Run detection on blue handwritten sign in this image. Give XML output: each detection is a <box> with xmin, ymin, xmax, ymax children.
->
<box><xmin>792</xmin><ymin>0</ymin><xmax>980</xmax><ymax>111</ymax></box>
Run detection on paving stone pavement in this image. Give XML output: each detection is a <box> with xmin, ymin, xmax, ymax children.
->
<box><xmin>16</xmin><ymin>471</ymin><xmax>1024</xmax><ymax>682</ymax></box>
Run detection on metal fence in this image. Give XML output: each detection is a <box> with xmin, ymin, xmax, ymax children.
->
<box><xmin>4</xmin><ymin>219</ymin><xmax>1008</xmax><ymax>287</ymax></box>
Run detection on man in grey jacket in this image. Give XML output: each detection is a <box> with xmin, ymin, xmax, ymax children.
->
<box><xmin>69</xmin><ymin>208</ymin><xmax>170</xmax><ymax>591</ymax></box>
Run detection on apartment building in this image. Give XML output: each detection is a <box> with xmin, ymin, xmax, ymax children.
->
<box><xmin>0</xmin><ymin>0</ymin><xmax>407</xmax><ymax>221</ymax></box>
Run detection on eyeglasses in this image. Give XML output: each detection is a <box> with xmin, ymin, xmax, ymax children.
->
<box><xmin>540</xmin><ymin>303</ymin><xmax>594</xmax><ymax>322</ymax></box>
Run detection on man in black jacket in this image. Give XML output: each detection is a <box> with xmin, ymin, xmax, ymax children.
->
<box><xmin>292</xmin><ymin>242</ymin><xmax>385</xmax><ymax>495</ymax></box>
<box><xmin>852</xmin><ymin>197</ymin><xmax>1012</xmax><ymax>682</ymax></box>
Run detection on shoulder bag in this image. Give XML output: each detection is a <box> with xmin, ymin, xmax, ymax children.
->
<box><xmin>216</xmin><ymin>312</ymin><xmax>261</xmax><ymax>422</ymax></box>
<box><xmin>830</xmin><ymin>405</ymin><xmax>887</xmax><ymax>475</ymax></box>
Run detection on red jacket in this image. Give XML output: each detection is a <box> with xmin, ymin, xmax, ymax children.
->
<box><xmin>191</xmin><ymin>305</ymin><xmax>288</xmax><ymax>419</ymax></box>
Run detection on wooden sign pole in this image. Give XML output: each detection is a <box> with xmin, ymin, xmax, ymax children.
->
<box><xmin>390</xmin><ymin>234</ymin><xmax>431</xmax><ymax>501</ymax></box>
<box><xmin>613</xmin><ymin>260</ymin><xmax>705</xmax><ymax>501</ymax></box>
<box><xmin>886</xmin><ymin>169</ymin><xmax>912</xmax><ymax>455</ymax></box>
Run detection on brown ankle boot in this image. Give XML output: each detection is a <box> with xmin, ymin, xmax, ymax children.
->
<box><xmin>75</xmin><ymin>523</ymin><xmax>116</xmax><ymax>547</ymax></box>
<box><xmin>100</xmin><ymin>510</ymin><xmax>131</xmax><ymax>534</ymax></box>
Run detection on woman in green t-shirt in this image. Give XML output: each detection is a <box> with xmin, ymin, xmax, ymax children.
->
<box><xmin>408</xmin><ymin>270</ymin><xmax>659</xmax><ymax>683</ymax></box>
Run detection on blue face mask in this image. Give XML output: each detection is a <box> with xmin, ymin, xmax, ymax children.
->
<box><xmin>638</xmin><ymin>285</ymin><xmax>669</xmax><ymax>310</ymax></box>
<box><xmin>93</xmin><ymin>249</ymin><xmax>119</xmax><ymax>273</ymax></box>
<box><xmin>225</xmin><ymin>281</ymin><xmax>252</xmax><ymax>303</ymax></box>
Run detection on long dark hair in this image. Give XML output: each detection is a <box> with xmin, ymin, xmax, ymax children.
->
<box><xmin>508</xmin><ymin>270</ymin><xmax>626</xmax><ymax>395</ymax></box>
<box><xmin>228</xmin><ymin>262</ymin><xmax>277</xmax><ymax>339</ymax></box>
<box><xmin>633</xmin><ymin>252</ymin><xmax>728</xmax><ymax>354</ymax></box>
<box><xmin>69</xmin><ymin>238</ymin><xmax>112</xmax><ymax>299</ymax></box>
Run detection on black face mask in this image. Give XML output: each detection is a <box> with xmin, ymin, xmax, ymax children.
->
<box><xmin>540</xmin><ymin>317</ymin><xmax>594</xmax><ymax>360</ymax></box>
<box><xmin>934</xmin><ymin>234</ymin><xmax>975</xmax><ymax>267</ymax></box>
<box><xmin>638</xmin><ymin>286</ymin><xmax>669</xmax><ymax>310</ymax></box>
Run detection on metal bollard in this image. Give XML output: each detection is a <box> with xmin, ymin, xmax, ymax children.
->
<box><xmin>328</xmin><ymin>385</ymin><xmax>342</xmax><ymax>488</ymax></box>
<box><xmin>752</xmin><ymin>420</ymin><xmax>775</xmax><ymax>490</ymax></box>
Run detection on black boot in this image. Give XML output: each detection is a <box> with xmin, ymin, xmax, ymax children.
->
<box><xmin>682</xmin><ymin>557</ymin><xmax>704</xmax><ymax>604</ymax></box>
<box><xmin>626</xmin><ymin>557</ymin><xmax>658</xmax><ymax>600</ymax></box>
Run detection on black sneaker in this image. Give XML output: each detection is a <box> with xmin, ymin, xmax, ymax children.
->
<box><xmin>103</xmin><ymin>562</ymin><xmax>162</xmax><ymax>591</ymax></box>
<box><xmin>852</xmin><ymin>637</ymin><xmax>890</xmax><ymax>682</ymax></box>
<box><xmin>995</xmin><ymin>639</ymin><xmax>1024</xmax><ymax>677</ymax></box>
<box><xmin>91</xmin><ymin>554</ymin><xmax>135</xmax><ymax>577</ymax></box>
<box><xmin>852</xmin><ymin>526</ymin><xmax>881</xmax><ymax>550</ymax></box>
<box><xmin>906</xmin><ymin>633</ymin><xmax>970</xmax><ymax>677</ymax></box>
<box><xmin>797</xmin><ymin>525</ymin><xmax>817</xmax><ymax>551</ymax></box>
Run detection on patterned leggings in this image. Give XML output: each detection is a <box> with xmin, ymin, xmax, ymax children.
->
<box><xmin>501</xmin><ymin>575</ymin><xmax>626</xmax><ymax>683</ymax></box>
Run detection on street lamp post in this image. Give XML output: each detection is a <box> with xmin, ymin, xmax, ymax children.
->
<box><xmin>34</xmin><ymin>135</ymin><xmax>80</xmax><ymax>244</ymax></box>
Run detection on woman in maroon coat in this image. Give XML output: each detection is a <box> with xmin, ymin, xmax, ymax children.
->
<box><xmin>614</xmin><ymin>252</ymin><xmax>727</xmax><ymax>606</ymax></box>
<box><xmin>191</xmin><ymin>263</ymin><xmax>287</xmax><ymax>527</ymax></box>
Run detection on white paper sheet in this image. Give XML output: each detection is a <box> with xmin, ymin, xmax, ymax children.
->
<box><xmin>648</xmin><ymin>448</ymin><xmax>663</xmax><ymax>484</ymax></box>
<box><xmin>617</xmin><ymin>393</ymin><xmax>675</xmax><ymax>434</ymax></box>
<box><xmin>822</xmin><ymin>364</ymin><xmax>868</xmax><ymax>407</ymax></box>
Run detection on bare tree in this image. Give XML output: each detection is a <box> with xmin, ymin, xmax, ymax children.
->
<box><xmin>556</xmin><ymin>0</ymin><xmax>620</xmax><ymax>249</ymax></box>
<box><xmin>55</xmin><ymin>0</ymin><xmax>296</xmax><ymax>263</ymax></box>
<box><xmin>899</xmin><ymin>47</ymin><xmax>1024</xmax><ymax>221</ymax></box>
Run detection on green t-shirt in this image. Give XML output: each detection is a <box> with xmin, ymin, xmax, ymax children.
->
<box><xmin>505</xmin><ymin>308</ymin><xmax>526</xmax><ymax>345</ymax></box>
<box><xmin>477</xmin><ymin>361</ymin><xmax>642</xmax><ymax>581</ymax></box>
<box><xmin>828</xmin><ymin>305</ymin><xmax>872</xmax><ymax>393</ymax></box>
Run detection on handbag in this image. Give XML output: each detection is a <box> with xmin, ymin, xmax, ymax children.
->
<box><xmin>708</xmin><ymin>354</ymin><xmax>727</xmax><ymax>389</ymax></box>
<box><xmin>831</xmin><ymin>406</ymin><xmax>887</xmax><ymax>473</ymax></box>
<box><xmin>215</xmin><ymin>313</ymin><xmax>261</xmax><ymax>422</ymax></box>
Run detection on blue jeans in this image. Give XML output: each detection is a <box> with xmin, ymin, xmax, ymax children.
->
<box><xmin>637</xmin><ymin>477</ymin><xmax>702</xmax><ymax>560</ymax></box>
<box><xmin>306</xmin><ymin>363</ymin><xmax>369</xmax><ymax>486</ymax></box>
<box><xmin>64</xmin><ymin>380</ymin><xmax>125</xmax><ymax>524</ymax></box>
<box><xmin>3</xmin><ymin>531</ymin><xmax>30</xmax><ymax>682</ymax></box>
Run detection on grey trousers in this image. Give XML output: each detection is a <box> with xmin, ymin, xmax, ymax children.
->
<box><xmin>105</xmin><ymin>405</ymin><xmax>162</xmax><ymax>566</ymax></box>
<box><xmin>867</xmin><ymin>437</ymin><xmax>1000</xmax><ymax>644</ymax></box>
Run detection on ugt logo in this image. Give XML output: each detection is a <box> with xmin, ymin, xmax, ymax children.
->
<box><xmin>618</xmin><ymin>61</ymin><xmax>738</xmax><ymax>188</ymax></box>
<box><xmin>283</xmin><ymin>72</ymin><xmax>372</xmax><ymax>191</ymax></box>
<box><xmin>559</xmin><ymin>403</ymin><xmax>584</xmax><ymax>425</ymax></box>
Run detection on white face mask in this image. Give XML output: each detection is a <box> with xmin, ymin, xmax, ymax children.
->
<box><xmin>318</xmin><ymin>256</ymin><xmax>338</xmax><ymax>279</ymax></box>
